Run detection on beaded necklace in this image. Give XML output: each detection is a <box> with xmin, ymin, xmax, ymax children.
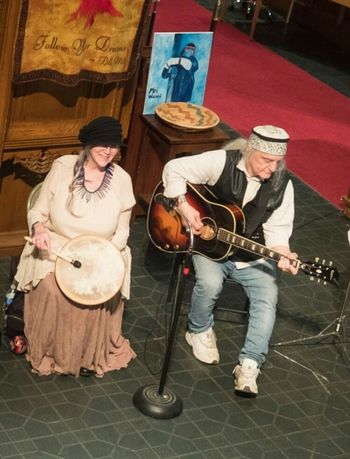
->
<box><xmin>75</xmin><ymin>162</ymin><xmax>114</xmax><ymax>202</ymax></box>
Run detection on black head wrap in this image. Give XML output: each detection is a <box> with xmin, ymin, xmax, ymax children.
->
<box><xmin>78</xmin><ymin>116</ymin><xmax>125</xmax><ymax>146</ymax></box>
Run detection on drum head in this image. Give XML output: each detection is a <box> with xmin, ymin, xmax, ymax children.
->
<box><xmin>55</xmin><ymin>235</ymin><xmax>125</xmax><ymax>306</ymax></box>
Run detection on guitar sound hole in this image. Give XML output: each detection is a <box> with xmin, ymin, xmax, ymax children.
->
<box><xmin>200</xmin><ymin>218</ymin><xmax>216</xmax><ymax>240</ymax></box>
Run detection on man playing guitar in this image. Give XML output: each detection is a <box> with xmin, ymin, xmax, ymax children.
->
<box><xmin>161</xmin><ymin>125</ymin><xmax>298</xmax><ymax>396</ymax></box>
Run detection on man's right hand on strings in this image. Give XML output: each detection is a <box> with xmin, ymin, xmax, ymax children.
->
<box><xmin>176</xmin><ymin>202</ymin><xmax>203</xmax><ymax>234</ymax></box>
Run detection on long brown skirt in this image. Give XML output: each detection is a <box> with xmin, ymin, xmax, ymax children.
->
<box><xmin>24</xmin><ymin>273</ymin><xmax>136</xmax><ymax>377</ymax></box>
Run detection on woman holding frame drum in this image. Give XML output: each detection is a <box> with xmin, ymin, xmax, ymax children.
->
<box><xmin>15</xmin><ymin>116</ymin><xmax>136</xmax><ymax>377</ymax></box>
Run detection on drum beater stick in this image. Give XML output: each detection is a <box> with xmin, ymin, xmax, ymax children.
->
<box><xmin>24</xmin><ymin>236</ymin><xmax>82</xmax><ymax>268</ymax></box>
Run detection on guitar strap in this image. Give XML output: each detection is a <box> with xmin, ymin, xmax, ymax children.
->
<box><xmin>210</xmin><ymin>150</ymin><xmax>274</xmax><ymax>237</ymax></box>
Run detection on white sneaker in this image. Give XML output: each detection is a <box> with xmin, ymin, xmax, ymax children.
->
<box><xmin>233</xmin><ymin>359</ymin><xmax>260</xmax><ymax>395</ymax></box>
<box><xmin>185</xmin><ymin>327</ymin><xmax>219</xmax><ymax>364</ymax></box>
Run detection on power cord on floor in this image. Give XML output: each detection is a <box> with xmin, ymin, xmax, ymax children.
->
<box><xmin>143</xmin><ymin>288</ymin><xmax>171</xmax><ymax>376</ymax></box>
<box><xmin>143</xmin><ymin>255</ymin><xmax>182</xmax><ymax>376</ymax></box>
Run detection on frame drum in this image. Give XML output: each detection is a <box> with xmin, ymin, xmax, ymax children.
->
<box><xmin>55</xmin><ymin>235</ymin><xmax>125</xmax><ymax>305</ymax></box>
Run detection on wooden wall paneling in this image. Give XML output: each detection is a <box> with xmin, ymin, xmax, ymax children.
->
<box><xmin>120</xmin><ymin>5</ymin><xmax>154</xmax><ymax>151</ymax></box>
<box><xmin>123</xmin><ymin>45</ymin><xmax>152</xmax><ymax>181</ymax></box>
<box><xmin>8</xmin><ymin>82</ymin><xmax>124</xmax><ymax>145</ymax></box>
<box><xmin>0</xmin><ymin>146</ymin><xmax>80</xmax><ymax>256</ymax></box>
<box><xmin>0</xmin><ymin>0</ymin><xmax>21</xmax><ymax>164</ymax></box>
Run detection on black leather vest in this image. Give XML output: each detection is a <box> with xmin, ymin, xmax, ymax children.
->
<box><xmin>209</xmin><ymin>150</ymin><xmax>290</xmax><ymax>261</ymax></box>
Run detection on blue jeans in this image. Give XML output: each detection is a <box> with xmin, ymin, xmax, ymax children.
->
<box><xmin>189</xmin><ymin>254</ymin><xmax>279</xmax><ymax>367</ymax></box>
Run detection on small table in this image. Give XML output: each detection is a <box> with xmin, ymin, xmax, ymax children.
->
<box><xmin>216</xmin><ymin>1</ymin><xmax>296</xmax><ymax>40</ymax></box>
<box><xmin>250</xmin><ymin>0</ymin><xmax>296</xmax><ymax>40</ymax></box>
<box><xmin>250</xmin><ymin>0</ymin><xmax>350</xmax><ymax>39</ymax></box>
<box><xmin>129</xmin><ymin>115</ymin><xmax>231</xmax><ymax>216</ymax></box>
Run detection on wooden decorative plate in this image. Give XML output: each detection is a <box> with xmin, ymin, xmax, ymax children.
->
<box><xmin>155</xmin><ymin>102</ymin><xmax>220</xmax><ymax>131</ymax></box>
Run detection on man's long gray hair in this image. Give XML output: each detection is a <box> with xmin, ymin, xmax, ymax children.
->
<box><xmin>224</xmin><ymin>137</ymin><xmax>287</xmax><ymax>190</ymax></box>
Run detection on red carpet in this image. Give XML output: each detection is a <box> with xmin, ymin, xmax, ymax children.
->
<box><xmin>154</xmin><ymin>0</ymin><xmax>350</xmax><ymax>208</ymax></box>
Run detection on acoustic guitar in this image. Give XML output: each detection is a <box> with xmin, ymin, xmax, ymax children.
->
<box><xmin>147</xmin><ymin>182</ymin><xmax>339</xmax><ymax>286</ymax></box>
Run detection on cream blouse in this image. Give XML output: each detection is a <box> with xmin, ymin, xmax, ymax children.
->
<box><xmin>15</xmin><ymin>155</ymin><xmax>136</xmax><ymax>299</ymax></box>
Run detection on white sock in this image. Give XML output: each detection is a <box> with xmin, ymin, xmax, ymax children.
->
<box><xmin>241</xmin><ymin>358</ymin><xmax>258</xmax><ymax>369</ymax></box>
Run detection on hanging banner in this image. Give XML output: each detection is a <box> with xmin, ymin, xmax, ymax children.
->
<box><xmin>14</xmin><ymin>0</ymin><xmax>149</xmax><ymax>86</ymax></box>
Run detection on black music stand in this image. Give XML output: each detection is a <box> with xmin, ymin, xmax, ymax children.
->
<box><xmin>271</xmin><ymin>279</ymin><xmax>349</xmax><ymax>392</ymax></box>
<box><xmin>133</xmin><ymin>223</ymin><xmax>194</xmax><ymax>419</ymax></box>
<box><xmin>273</xmin><ymin>279</ymin><xmax>349</xmax><ymax>351</ymax></box>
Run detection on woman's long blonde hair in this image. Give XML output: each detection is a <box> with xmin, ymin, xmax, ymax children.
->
<box><xmin>65</xmin><ymin>148</ymin><xmax>90</xmax><ymax>213</ymax></box>
<box><xmin>69</xmin><ymin>148</ymin><xmax>91</xmax><ymax>192</ymax></box>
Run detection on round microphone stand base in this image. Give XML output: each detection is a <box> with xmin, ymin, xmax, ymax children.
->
<box><xmin>133</xmin><ymin>384</ymin><xmax>183</xmax><ymax>419</ymax></box>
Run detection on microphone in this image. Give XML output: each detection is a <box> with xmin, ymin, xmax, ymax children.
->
<box><xmin>154</xmin><ymin>193</ymin><xmax>176</xmax><ymax>212</ymax></box>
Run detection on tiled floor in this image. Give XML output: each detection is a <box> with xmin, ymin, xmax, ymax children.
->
<box><xmin>1</xmin><ymin>182</ymin><xmax>349</xmax><ymax>458</ymax></box>
<box><xmin>1</xmin><ymin>3</ymin><xmax>350</xmax><ymax>459</ymax></box>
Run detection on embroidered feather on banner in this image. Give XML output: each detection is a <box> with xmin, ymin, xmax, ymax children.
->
<box><xmin>13</xmin><ymin>0</ymin><xmax>149</xmax><ymax>86</ymax></box>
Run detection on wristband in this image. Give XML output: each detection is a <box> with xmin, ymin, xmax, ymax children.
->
<box><xmin>175</xmin><ymin>194</ymin><xmax>187</xmax><ymax>206</ymax></box>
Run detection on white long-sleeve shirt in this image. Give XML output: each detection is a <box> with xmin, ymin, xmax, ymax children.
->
<box><xmin>162</xmin><ymin>149</ymin><xmax>295</xmax><ymax>268</ymax></box>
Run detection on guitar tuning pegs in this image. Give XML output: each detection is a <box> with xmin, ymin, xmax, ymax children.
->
<box><xmin>329</xmin><ymin>261</ymin><xmax>333</xmax><ymax>266</ymax></box>
<box><xmin>310</xmin><ymin>276</ymin><xmax>314</xmax><ymax>281</ymax></box>
<box><xmin>317</xmin><ymin>279</ymin><xmax>321</xmax><ymax>283</ymax></box>
<box><xmin>323</xmin><ymin>281</ymin><xmax>327</xmax><ymax>286</ymax></box>
<box><xmin>322</xmin><ymin>259</ymin><xmax>326</xmax><ymax>265</ymax></box>
<box><xmin>315</xmin><ymin>257</ymin><xmax>319</xmax><ymax>262</ymax></box>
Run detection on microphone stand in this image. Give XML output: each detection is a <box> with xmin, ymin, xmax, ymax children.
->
<box><xmin>133</xmin><ymin>213</ymin><xmax>194</xmax><ymax>419</ymax></box>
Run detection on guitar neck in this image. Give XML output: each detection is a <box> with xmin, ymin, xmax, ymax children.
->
<box><xmin>147</xmin><ymin>181</ymin><xmax>339</xmax><ymax>286</ymax></box>
<box><xmin>216</xmin><ymin>227</ymin><xmax>339</xmax><ymax>285</ymax></box>
<box><xmin>217</xmin><ymin>228</ymin><xmax>297</xmax><ymax>265</ymax></box>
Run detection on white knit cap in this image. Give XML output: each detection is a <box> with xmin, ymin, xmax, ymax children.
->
<box><xmin>247</xmin><ymin>125</ymin><xmax>289</xmax><ymax>156</ymax></box>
